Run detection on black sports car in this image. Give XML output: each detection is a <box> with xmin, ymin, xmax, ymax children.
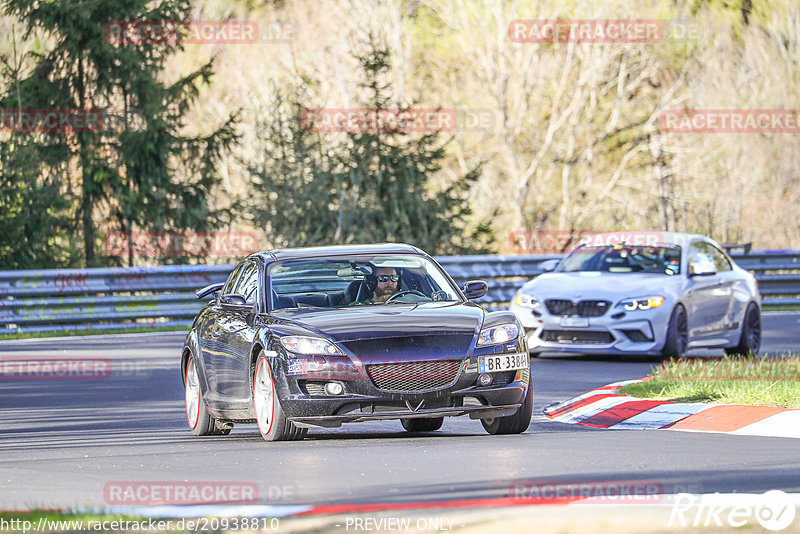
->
<box><xmin>181</xmin><ymin>243</ymin><xmax>532</xmax><ymax>441</ymax></box>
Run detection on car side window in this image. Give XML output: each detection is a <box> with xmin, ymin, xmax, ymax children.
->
<box><xmin>233</xmin><ymin>261</ymin><xmax>260</xmax><ymax>304</ymax></box>
<box><xmin>707</xmin><ymin>244</ymin><xmax>732</xmax><ymax>272</ymax></box>
<box><xmin>687</xmin><ymin>242</ymin><xmax>716</xmax><ymax>274</ymax></box>
<box><xmin>222</xmin><ymin>262</ymin><xmax>246</xmax><ymax>295</ymax></box>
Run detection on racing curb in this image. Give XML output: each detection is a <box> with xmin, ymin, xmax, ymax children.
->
<box><xmin>543</xmin><ymin>378</ymin><xmax>800</xmax><ymax>438</ymax></box>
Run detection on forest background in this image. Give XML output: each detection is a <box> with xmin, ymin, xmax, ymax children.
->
<box><xmin>1</xmin><ymin>0</ymin><xmax>798</xmax><ymax>268</ymax></box>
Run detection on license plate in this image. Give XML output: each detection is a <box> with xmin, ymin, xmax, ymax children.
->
<box><xmin>560</xmin><ymin>317</ymin><xmax>589</xmax><ymax>328</ymax></box>
<box><xmin>478</xmin><ymin>353</ymin><xmax>528</xmax><ymax>373</ymax></box>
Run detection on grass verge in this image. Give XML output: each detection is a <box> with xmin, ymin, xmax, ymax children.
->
<box><xmin>618</xmin><ymin>355</ymin><xmax>800</xmax><ymax>409</ymax></box>
<box><xmin>0</xmin><ymin>325</ymin><xmax>189</xmax><ymax>341</ymax></box>
<box><xmin>762</xmin><ymin>304</ymin><xmax>800</xmax><ymax>312</ymax></box>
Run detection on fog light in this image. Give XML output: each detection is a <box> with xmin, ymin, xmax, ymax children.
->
<box><xmin>478</xmin><ymin>373</ymin><xmax>493</xmax><ymax>387</ymax></box>
<box><xmin>324</xmin><ymin>382</ymin><xmax>344</xmax><ymax>395</ymax></box>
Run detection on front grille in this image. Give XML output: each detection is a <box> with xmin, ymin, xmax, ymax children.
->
<box><xmin>366</xmin><ymin>360</ymin><xmax>462</xmax><ymax>393</ymax></box>
<box><xmin>541</xmin><ymin>329</ymin><xmax>614</xmax><ymax>344</ymax></box>
<box><xmin>545</xmin><ymin>299</ymin><xmax>610</xmax><ymax>317</ymax></box>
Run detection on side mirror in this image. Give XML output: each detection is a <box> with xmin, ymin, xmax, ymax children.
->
<box><xmin>220</xmin><ymin>293</ymin><xmax>254</xmax><ymax>310</ymax></box>
<box><xmin>462</xmin><ymin>280</ymin><xmax>488</xmax><ymax>300</ymax></box>
<box><xmin>196</xmin><ymin>282</ymin><xmax>224</xmax><ymax>299</ymax></box>
<box><xmin>539</xmin><ymin>259</ymin><xmax>560</xmax><ymax>273</ymax></box>
<box><xmin>688</xmin><ymin>262</ymin><xmax>717</xmax><ymax>277</ymax></box>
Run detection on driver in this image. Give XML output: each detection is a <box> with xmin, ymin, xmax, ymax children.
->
<box><xmin>367</xmin><ymin>267</ymin><xmax>399</xmax><ymax>304</ymax></box>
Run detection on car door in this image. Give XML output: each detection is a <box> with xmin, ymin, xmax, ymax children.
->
<box><xmin>197</xmin><ymin>261</ymin><xmax>245</xmax><ymax>401</ymax></box>
<box><xmin>685</xmin><ymin>241</ymin><xmax>727</xmax><ymax>338</ymax></box>
<box><xmin>214</xmin><ymin>259</ymin><xmax>260</xmax><ymax>401</ymax></box>
<box><xmin>705</xmin><ymin>242</ymin><xmax>741</xmax><ymax>334</ymax></box>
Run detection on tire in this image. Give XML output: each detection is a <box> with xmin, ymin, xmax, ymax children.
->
<box><xmin>481</xmin><ymin>379</ymin><xmax>533</xmax><ymax>435</ymax></box>
<box><xmin>725</xmin><ymin>303</ymin><xmax>761</xmax><ymax>356</ymax></box>
<box><xmin>661</xmin><ymin>305</ymin><xmax>688</xmax><ymax>360</ymax></box>
<box><xmin>253</xmin><ymin>354</ymin><xmax>307</xmax><ymax>442</ymax></box>
<box><xmin>184</xmin><ymin>355</ymin><xmax>232</xmax><ymax>436</ymax></box>
<box><xmin>401</xmin><ymin>417</ymin><xmax>444</xmax><ymax>432</ymax></box>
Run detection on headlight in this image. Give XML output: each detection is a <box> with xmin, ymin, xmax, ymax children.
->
<box><xmin>617</xmin><ymin>296</ymin><xmax>665</xmax><ymax>311</ymax></box>
<box><xmin>476</xmin><ymin>323</ymin><xmax>520</xmax><ymax>346</ymax></box>
<box><xmin>280</xmin><ymin>336</ymin><xmax>342</xmax><ymax>355</ymax></box>
<box><xmin>514</xmin><ymin>294</ymin><xmax>540</xmax><ymax>308</ymax></box>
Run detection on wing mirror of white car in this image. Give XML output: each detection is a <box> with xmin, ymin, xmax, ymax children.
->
<box><xmin>539</xmin><ymin>259</ymin><xmax>560</xmax><ymax>273</ymax></box>
<box><xmin>688</xmin><ymin>262</ymin><xmax>717</xmax><ymax>277</ymax></box>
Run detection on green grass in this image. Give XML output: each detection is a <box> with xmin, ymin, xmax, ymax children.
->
<box><xmin>0</xmin><ymin>324</ymin><xmax>188</xmax><ymax>341</ymax></box>
<box><xmin>762</xmin><ymin>304</ymin><xmax>800</xmax><ymax>312</ymax></box>
<box><xmin>618</xmin><ymin>355</ymin><xmax>800</xmax><ymax>409</ymax></box>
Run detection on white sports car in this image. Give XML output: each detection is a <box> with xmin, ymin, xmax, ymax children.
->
<box><xmin>509</xmin><ymin>232</ymin><xmax>761</xmax><ymax>358</ymax></box>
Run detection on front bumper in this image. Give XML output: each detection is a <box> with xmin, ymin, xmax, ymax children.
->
<box><xmin>281</xmin><ymin>376</ymin><xmax>529</xmax><ymax>425</ymax></box>
<box><xmin>290</xmin><ymin>403</ymin><xmax>522</xmax><ymax>427</ymax></box>
<box><xmin>509</xmin><ymin>302</ymin><xmax>670</xmax><ymax>355</ymax></box>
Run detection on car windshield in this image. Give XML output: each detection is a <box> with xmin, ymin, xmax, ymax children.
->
<box><xmin>268</xmin><ymin>254</ymin><xmax>462</xmax><ymax>310</ymax></box>
<box><xmin>558</xmin><ymin>244</ymin><xmax>682</xmax><ymax>275</ymax></box>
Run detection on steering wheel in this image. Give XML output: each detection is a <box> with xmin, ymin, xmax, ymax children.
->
<box><xmin>385</xmin><ymin>290</ymin><xmax>427</xmax><ymax>303</ymax></box>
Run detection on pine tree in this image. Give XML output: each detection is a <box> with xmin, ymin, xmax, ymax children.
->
<box><xmin>0</xmin><ymin>0</ymin><xmax>237</xmax><ymax>266</ymax></box>
<box><xmin>248</xmin><ymin>42</ymin><xmax>492</xmax><ymax>255</ymax></box>
<box><xmin>0</xmin><ymin>25</ymin><xmax>79</xmax><ymax>268</ymax></box>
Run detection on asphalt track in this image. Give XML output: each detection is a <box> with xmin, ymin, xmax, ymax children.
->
<box><xmin>1</xmin><ymin>313</ymin><xmax>799</xmax><ymax>510</ymax></box>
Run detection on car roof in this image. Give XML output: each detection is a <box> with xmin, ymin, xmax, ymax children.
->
<box><xmin>252</xmin><ymin>243</ymin><xmax>424</xmax><ymax>262</ymax></box>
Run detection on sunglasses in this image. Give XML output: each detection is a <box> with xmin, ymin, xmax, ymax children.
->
<box><xmin>376</xmin><ymin>274</ymin><xmax>399</xmax><ymax>282</ymax></box>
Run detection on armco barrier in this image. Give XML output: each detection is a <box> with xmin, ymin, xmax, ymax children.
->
<box><xmin>0</xmin><ymin>252</ymin><xmax>798</xmax><ymax>333</ymax></box>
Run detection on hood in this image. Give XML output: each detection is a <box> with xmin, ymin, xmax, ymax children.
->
<box><xmin>271</xmin><ymin>301</ymin><xmax>485</xmax><ymax>343</ymax></box>
<box><xmin>522</xmin><ymin>272</ymin><xmax>684</xmax><ymax>302</ymax></box>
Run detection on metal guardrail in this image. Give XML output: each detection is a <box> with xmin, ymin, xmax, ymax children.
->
<box><xmin>1</xmin><ymin>251</ymin><xmax>799</xmax><ymax>333</ymax></box>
